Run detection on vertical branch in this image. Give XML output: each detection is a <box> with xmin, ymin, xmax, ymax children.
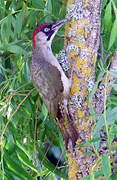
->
<box><xmin>64</xmin><ymin>0</ymin><xmax>102</xmax><ymax>178</ymax></box>
<box><xmin>94</xmin><ymin>50</ymin><xmax>117</xmax><ymax>114</ymax></box>
<box><xmin>33</xmin><ymin>97</ymin><xmax>39</xmax><ymax>164</ymax></box>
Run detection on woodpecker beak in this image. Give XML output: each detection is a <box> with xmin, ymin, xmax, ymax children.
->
<box><xmin>52</xmin><ymin>18</ymin><xmax>69</xmax><ymax>30</ymax></box>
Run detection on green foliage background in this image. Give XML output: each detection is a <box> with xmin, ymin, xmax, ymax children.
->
<box><xmin>0</xmin><ymin>0</ymin><xmax>117</xmax><ymax>180</ymax></box>
<box><xmin>0</xmin><ymin>0</ymin><xmax>68</xmax><ymax>179</ymax></box>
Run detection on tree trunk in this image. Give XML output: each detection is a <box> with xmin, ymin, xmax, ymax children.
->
<box><xmin>62</xmin><ymin>0</ymin><xmax>110</xmax><ymax>179</ymax></box>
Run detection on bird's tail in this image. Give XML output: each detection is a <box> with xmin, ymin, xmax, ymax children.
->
<box><xmin>56</xmin><ymin>100</ymin><xmax>78</xmax><ymax>150</ymax></box>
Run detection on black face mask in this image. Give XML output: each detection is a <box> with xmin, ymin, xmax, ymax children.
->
<box><xmin>41</xmin><ymin>24</ymin><xmax>55</xmax><ymax>41</ymax></box>
<box><xmin>47</xmin><ymin>30</ymin><xmax>54</xmax><ymax>41</ymax></box>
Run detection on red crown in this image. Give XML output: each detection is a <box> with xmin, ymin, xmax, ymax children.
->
<box><xmin>32</xmin><ymin>23</ymin><xmax>49</xmax><ymax>48</ymax></box>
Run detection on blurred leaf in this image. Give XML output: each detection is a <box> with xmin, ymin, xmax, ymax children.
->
<box><xmin>84</xmin><ymin>170</ymin><xmax>103</xmax><ymax>180</ymax></box>
<box><xmin>24</xmin><ymin>61</ymin><xmax>32</xmax><ymax>82</ymax></box>
<box><xmin>101</xmin><ymin>154</ymin><xmax>111</xmax><ymax>179</ymax></box>
<box><xmin>11</xmin><ymin>15</ymin><xmax>17</xmax><ymax>38</ymax></box>
<box><xmin>7</xmin><ymin>14</ymin><xmax>14</xmax><ymax>39</ymax></box>
<box><xmin>108</xmin><ymin>18</ymin><xmax>117</xmax><ymax>49</ymax></box>
<box><xmin>51</xmin><ymin>0</ymin><xmax>63</xmax><ymax>18</ymax></box>
<box><xmin>41</xmin><ymin>103</ymin><xmax>48</xmax><ymax>120</ymax></box>
<box><xmin>112</xmin><ymin>173</ymin><xmax>117</xmax><ymax>180</ymax></box>
<box><xmin>16</xmin><ymin>140</ymin><xmax>29</xmax><ymax>154</ymax></box>
<box><xmin>102</xmin><ymin>0</ymin><xmax>108</xmax><ymax>9</ymax></box>
<box><xmin>38</xmin><ymin>148</ymin><xmax>67</xmax><ymax>179</ymax></box>
<box><xmin>16</xmin><ymin>9</ymin><xmax>24</xmax><ymax>38</ymax></box>
<box><xmin>112</xmin><ymin>0</ymin><xmax>117</xmax><ymax>16</ymax></box>
<box><xmin>109</xmin><ymin>124</ymin><xmax>117</xmax><ymax>144</ymax></box>
<box><xmin>16</xmin><ymin>147</ymin><xmax>39</xmax><ymax>174</ymax></box>
<box><xmin>48</xmin><ymin>173</ymin><xmax>56</xmax><ymax>180</ymax></box>
<box><xmin>7</xmin><ymin>45</ymin><xmax>27</xmax><ymax>55</ymax></box>
<box><xmin>44</xmin><ymin>0</ymin><xmax>53</xmax><ymax>22</ymax></box>
<box><xmin>89</xmin><ymin>107</ymin><xmax>96</xmax><ymax>123</ymax></box>
<box><xmin>109</xmin><ymin>71</ymin><xmax>117</xmax><ymax>78</ymax></box>
<box><xmin>93</xmin><ymin>107</ymin><xmax>117</xmax><ymax>148</ymax></box>
<box><xmin>1</xmin><ymin>20</ymin><xmax>8</xmax><ymax>45</ymax></box>
<box><xmin>111</xmin><ymin>83</ymin><xmax>117</xmax><ymax>91</ymax></box>
<box><xmin>0</xmin><ymin>169</ymin><xmax>15</xmax><ymax>180</ymax></box>
<box><xmin>6</xmin><ymin>1</ymin><xmax>12</xmax><ymax>10</ymax></box>
<box><xmin>4</xmin><ymin>151</ymin><xmax>33</xmax><ymax>180</ymax></box>
<box><xmin>95</xmin><ymin>107</ymin><xmax>117</xmax><ymax>131</ymax></box>
<box><xmin>45</xmin><ymin>124</ymin><xmax>60</xmax><ymax>146</ymax></box>
<box><xmin>5</xmin><ymin>134</ymin><xmax>15</xmax><ymax>154</ymax></box>
<box><xmin>32</xmin><ymin>0</ymin><xmax>45</xmax><ymax>9</ymax></box>
<box><xmin>104</xmin><ymin>2</ymin><xmax>112</xmax><ymax>32</ymax></box>
<box><xmin>46</xmin><ymin>0</ymin><xmax>52</xmax><ymax>13</ymax></box>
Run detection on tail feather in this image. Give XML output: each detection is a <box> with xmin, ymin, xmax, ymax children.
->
<box><xmin>56</xmin><ymin>102</ymin><xmax>78</xmax><ymax>149</ymax></box>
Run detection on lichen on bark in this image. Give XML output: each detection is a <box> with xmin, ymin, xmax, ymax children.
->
<box><xmin>64</xmin><ymin>0</ymin><xmax>102</xmax><ymax>179</ymax></box>
<box><xmin>57</xmin><ymin>0</ymin><xmax>117</xmax><ymax>179</ymax></box>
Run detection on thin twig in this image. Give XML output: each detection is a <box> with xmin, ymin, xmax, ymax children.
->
<box><xmin>0</xmin><ymin>88</ymin><xmax>35</xmax><ymax>147</ymax></box>
<box><xmin>103</xmin><ymin>72</ymin><xmax>111</xmax><ymax>153</ymax></box>
<box><xmin>33</xmin><ymin>97</ymin><xmax>40</xmax><ymax>164</ymax></box>
<box><xmin>21</xmin><ymin>0</ymin><xmax>28</xmax><ymax>40</ymax></box>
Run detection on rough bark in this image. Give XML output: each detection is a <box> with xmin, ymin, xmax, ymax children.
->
<box><xmin>64</xmin><ymin>0</ymin><xmax>102</xmax><ymax>178</ymax></box>
<box><xmin>60</xmin><ymin>0</ymin><xmax>117</xmax><ymax>179</ymax></box>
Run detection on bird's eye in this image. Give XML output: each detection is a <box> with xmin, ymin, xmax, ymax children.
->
<box><xmin>44</xmin><ymin>27</ymin><xmax>50</xmax><ymax>32</ymax></box>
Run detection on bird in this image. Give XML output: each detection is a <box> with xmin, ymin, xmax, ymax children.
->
<box><xmin>30</xmin><ymin>18</ymin><xmax>78</xmax><ymax>149</ymax></box>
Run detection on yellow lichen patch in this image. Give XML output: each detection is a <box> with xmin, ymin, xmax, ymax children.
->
<box><xmin>69</xmin><ymin>53</ymin><xmax>78</xmax><ymax>60</ymax></box>
<box><xmin>81</xmin><ymin>58</ymin><xmax>89</xmax><ymax>65</ymax></box>
<box><xmin>82</xmin><ymin>67</ymin><xmax>91</xmax><ymax>77</ymax></box>
<box><xmin>71</xmin><ymin>77</ymin><xmax>79</xmax><ymax>95</ymax></box>
<box><xmin>76</xmin><ymin>28</ymin><xmax>84</xmax><ymax>36</ymax></box>
<box><xmin>67</xmin><ymin>0</ymin><xmax>74</xmax><ymax>5</ymax></box>
<box><xmin>77</xmin><ymin>42</ymin><xmax>85</xmax><ymax>49</ymax></box>
<box><xmin>70</xmin><ymin>21</ymin><xmax>78</xmax><ymax>29</ymax></box>
<box><xmin>78</xmin><ymin>18</ymin><xmax>90</xmax><ymax>27</ymax></box>
<box><xmin>82</xmin><ymin>123</ymin><xmax>89</xmax><ymax>132</ymax></box>
<box><xmin>77</xmin><ymin>109</ymin><xmax>84</xmax><ymax>118</ymax></box>
<box><xmin>75</xmin><ymin>57</ymin><xmax>81</xmax><ymax>67</ymax></box>
<box><xmin>76</xmin><ymin>137</ymin><xmax>82</xmax><ymax>145</ymax></box>
<box><xmin>68</xmin><ymin>153</ymin><xmax>79</xmax><ymax>180</ymax></box>
<box><xmin>81</xmin><ymin>85</ymin><xmax>87</xmax><ymax>95</ymax></box>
